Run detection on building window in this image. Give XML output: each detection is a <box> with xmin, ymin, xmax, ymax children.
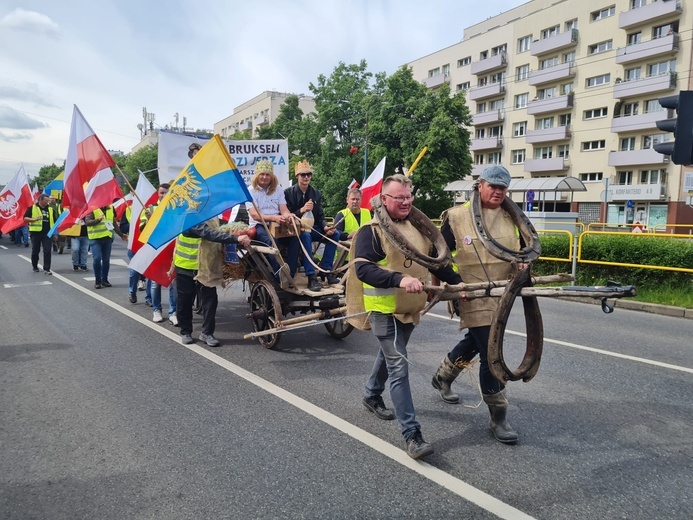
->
<box><xmin>442</xmin><ymin>64</ymin><xmax>450</xmax><ymax>76</ymax></box>
<box><xmin>540</xmin><ymin>56</ymin><xmax>559</xmax><ymax>70</ymax></box>
<box><xmin>536</xmin><ymin>117</ymin><xmax>554</xmax><ymax>130</ymax></box>
<box><xmin>616</xmin><ymin>171</ymin><xmax>633</xmax><ymax>185</ymax></box>
<box><xmin>591</xmin><ymin>6</ymin><xmax>615</xmax><ymax>21</ymax></box>
<box><xmin>586</xmin><ymin>74</ymin><xmax>610</xmax><ymax>87</ymax></box>
<box><xmin>640</xmin><ymin>169</ymin><xmax>665</xmax><ymax>184</ymax></box>
<box><xmin>513</xmin><ymin>121</ymin><xmax>527</xmax><ymax>137</ymax></box>
<box><xmin>648</xmin><ymin>60</ymin><xmax>675</xmax><ymax>77</ymax></box>
<box><xmin>645</xmin><ymin>99</ymin><xmax>665</xmax><ymax>113</ymax></box>
<box><xmin>537</xmin><ymin>87</ymin><xmax>556</xmax><ymax>99</ymax></box>
<box><xmin>561</xmin><ymin>83</ymin><xmax>574</xmax><ymax>95</ymax></box>
<box><xmin>518</xmin><ymin>35</ymin><xmax>532</xmax><ymax>53</ymax></box>
<box><xmin>515</xmin><ymin>93</ymin><xmax>529</xmax><ymax>109</ymax></box>
<box><xmin>584</xmin><ymin>107</ymin><xmax>608</xmax><ymax>119</ymax></box>
<box><xmin>582</xmin><ymin>140</ymin><xmax>606</xmax><ymax>151</ymax></box>
<box><xmin>488</xmin><ymin>152</ymin><xmax>502</xmax><ymax>163</ymax></box>
<box><xmin>456</xmin><ymin>83</ymin><xmax>469</xmax><ymax>91</ymax></box>
<box><xmin>588</xmin><ymin>40</ymin><xmax>613</xmax><ymax>55</ymax></box>
<box><xmin>475</xmin><ymin>154</ymin><xmax>485</xmax><ymax>165</ymax></box>
<box><xmin>480</xmin><ymin>50</ymin><xmax>488</xmax><ymax>60</ymax></box>
<box><xmin>534</xmin><ymin>146</ymin><xmax>553</xmax><ymax>159</ymax></box>
<box><xmin>457</xmin><ymin>56</ymin><xmax>471</xmax><ymax>67</ymax></box>
<box><xmin>490</xmin><ymin>99</ymin><xmax>505</xmax><ymax>110</ymax></box>
<box><xmin>516</xmin><ymin>64</ymin><xmax>530</xmax><ymax>82</ymax></box>
<box><xmin>620</xmin><ymin>137</ymin><xmax>636</xmax><ymax>151</ymax></box>
<box><xmin>489</xmin><ymin>125</ymin><xmax>503</xmax><ymax>137</ymax></box>
<box><xmin>476</xmin><ymin>102</ymin><xmax>487</xmax><ymax>113</ymax></box>
<box><xmin>580</xmin><ymin>172</ymin><xmax>603</xmax><ymax>182</ymax></box>
<box><xmin>565</xmin><ymin>19</ymin><xmax>578</xmax><ymax>31</ymax></box>
<box><xmin>541</xmin><ymin>25</ymin><xmax>559</xmax><ymax>39</ymax></box>
<box><xmin>563</xmin><ymin>51</ymin><xmax>576</xmax><ymax>64</ymax></box>
<box><xmin>653</xmin><ymin>23</ymin><xmax>676</xmax><ymax>39</ymax></box>
<box><xmin>491</xmin><ymin>72</ymin><xmax>505</xmax><ymax>84</ymax></box>
<box><xmin>625</xmin><ymin>67</ymin><xmax>641</xmax><ymax>81</ymax></box>
<box><xmin>558</xmin><ymin>144</ymin><xmax>570</xmax><ymax>158</ymax></box>
<box><xmin>627</xmin><ymin>32</ymin><xmax>641</xmax><ymax>46</ymax></box>
<box><xmin>476</xmin><ymin>128</ymin><xmax>486</xmax><ymax>139</ymax></box>
<box><xmin>623</xmin><ymin>102</ymin><xmax>639</xmax><ymax>116</ymax></box>
<box><xmin>491</xmin><ymin>44</ymin><xmax>507</xmax><ymax>56</ymax></box>
<box><xmin>512</xmin><ymin>149</ymin><xmax>526</xmax><ymax>164</ymax></box>
<box><xmin>559</xmin><ymin>114</ymin><xmax>572</xmax><ymax>126</ymax></box>
<box><xmin>428</xmin><ymin>67</ymin><xmax>440</xmax><ymax>77</ymax></box>
<box><xmin>631</xmin><ymin>0</ymin><xmax>646</xmax><ymax>8</ymax></box>
<box><xmin>478</xmin><ymin>76</ymin><xmax>488</xmax><ymax>87</ymax></box>
<box><xmin>642</xmin><ymin>134</ymin><xmax>669</xmax><ymax>149</ymax></box>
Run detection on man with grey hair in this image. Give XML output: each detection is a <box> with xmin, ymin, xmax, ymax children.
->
<box><xmin>431</xmin><ymin>165</ymin><xmax>521</xmax><ymax>444</ymax></box>
<box><xmin>350</xmin><ymin>173</ymin><xmax>460</xmax><ymax>459</ymax></box>
<box><xmin>334</xmin><ymin>188</ymin><xmax>371</xmax><ymax>239</ymax></box>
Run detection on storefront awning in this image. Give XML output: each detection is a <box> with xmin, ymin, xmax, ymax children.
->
<box><xmin>444</xmin><ymin>176</ymin><xmax>587</xmax><ymax>192</ymax></box>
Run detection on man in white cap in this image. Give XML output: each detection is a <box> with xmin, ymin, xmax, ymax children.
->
<box><xmin>431</xmin><ymin>165</ymin><xmax>522</xmax><ymax>444</ymax></box>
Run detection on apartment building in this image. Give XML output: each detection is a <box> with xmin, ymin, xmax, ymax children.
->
<box><xmin>213</xmin><ymin>91</ymin><xmax>316</xmax><ymax>139</ymax></box>
<box><xmin>408</xmin><ymin>0</ymin><xmax>692</xmax><ymax>227</ymax></box>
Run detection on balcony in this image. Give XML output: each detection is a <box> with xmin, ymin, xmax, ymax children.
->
<box><xmin>610</xmin><ymin>110</ymin><xmax>671</xmax><ymax>133</ymax></box>
<box><xmin>253</xmin><ymin>115</ymin><xmax>269</xmax><ymax>127</ymax></box>
<box><xmin>472</xmin><ymin>109</ymin><xmax>504</xmax><ymax>126</ymax></box>
<box><xmin>619</xmin><ymin>0</ymin><xmax>682</xmax><ymax>30</ymax></box>
<box><xmin>531</xmin><ymin>29</ymin><xmax>578</xmax><ymax>56</ymax></box>
<box><xmin>527</xmin><ymin>93</ymin><xmax>574</xmax><ymax>115</ymax></box>
<box><xmin>471</xmin><ymin>52</ymin><xmax>507</xmax><ymax>75</ymax></box>
<box><xmin>613</xmin><ymin>72</ymin><xmax>677</xmax><ymax>99</ymax></box>
<box><xmin>526</xmin><ymin>125</ymin><xmax>571</xmax><ymax>144</ymax></box>
<box><xmin>468</xmin><ymin>82</ymin><xmax>505</xmax><ymax>101</ymax></box>
<box><xmin>471</xmin><ymin>164</ymin><xmax>487</xmax><ymax>177</ymax></box>
<box><xmin>528</xmin><ymin>61</ymin><xmax>575</xmax><ymax>86</ymax></box>
<box><xmin>607</xmin><ymin>182</ymin><xmax>666</xmax><ymax>202</ymax></box>
<box><xmin>424</xmin><ymin>73</ymin><xmax>449</xmax><ymax>89</ymax></box>
<box><xmin>607</xmin><ymin>148</ymin><xmax>669</xmax><ymax>167</ymax></box>
<box><xmin>470</xmin><ymin>137</ymin><xmax>503</xmax><ymax>151</ymax></box>
<box><xmin>615</xmin><ymin>33</ymin><xmax>679</xmax><ymax>65</ymax></box>
<box><xmin>524</xmin><ymin>157</ymin><xmax>569</xmax><ymax>172</ymax></box>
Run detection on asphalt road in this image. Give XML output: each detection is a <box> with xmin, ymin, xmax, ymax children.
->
<box><xmin>1</xmin><ymin>238</ymin><xmax>691</xmax><ymax>520</ymax></box>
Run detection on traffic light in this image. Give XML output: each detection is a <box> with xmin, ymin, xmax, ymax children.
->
<box><xmin>654</xmin><ymin>90</ymin><xmax>693</xmax><ymax>165</ymax></box>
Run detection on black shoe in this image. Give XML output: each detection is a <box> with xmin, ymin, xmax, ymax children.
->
<box><xmin>24</xmin><ymin>243</ymin><xmax>29</xmax><ymax>247</ymax></box>
<box><xmin>145</xmin><ymin>300</ymin><xmax>152</xmax><ymax>307</ymax></box>
<box><xmin>80</xmin><ymin>266</ymin><xmax>88</xmax><ymax>271</ymax></box>
<box><xmin>101</xmin><ymin>281</ymin><xmax>112</xmax><ymax>288</ymax></box>
<box><xmin>406</xmin><ymin>431</ymin><xmax>434</xmax><ymax>460</ymax></box>
<box><xmin>33</xmin><ymin>267</ymin><xmax>40</xmax><ymax>272</ymax></box>
<box><xmin>307</xmin><ymin>275</ymin><xmax>322</xmax><ymax>292</ymax></box>
<box><xmin>43</xmin><ymin>269</ymin><xmax>52</xmax><ymax>275</ymax></box>
<box><xmin>73</xmin><ymin>266</ymin><xmax>79</xmax><ymax>271</ymax></box>
<box><xmin>129</xmin><ymin>293</ymin><xmax>137</xmax><ymax>303</ymax></box>
<box><xmin>320</xmin><ymin>272</ymin><xmax>340</xmax><ymax>285</ymax></box>
<box><xmin>94</xmin><ymin>283</ymin><xmax>102</xmax><ymax>289</ymax></box>
<box><xmin>362</xmin><ymin>396</ymin><xmax>395</xmax><ymax>421</ymax></box>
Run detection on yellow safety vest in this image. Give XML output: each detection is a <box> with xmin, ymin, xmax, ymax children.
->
<box><xmin>174</xmin><ymin>234</ymin><xmax>201</xmax><ymax>270</ymax></box>
<box><xmin>87</xmin><ymin>207</ymin><xmax>115</xmax><ymax>240</ymax></box>
<box><xmin>340</xmin><ymin>208</ymin><xmax>372</xmax><ymax>235</ymax></box>
<box><xmin>28</xmin><ymin>204</ymin><xmax>55</xmax><ymax>232</ymax></box>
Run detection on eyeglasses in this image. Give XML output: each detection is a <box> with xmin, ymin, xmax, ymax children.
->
<box><xmin>383</xmin><ymin>194</ymin><xmax>415</xmax><ymax>203</ymax></box>
<box><xmin>298</xmin><ymin>173</ymin><xmax>312</xmax><ymax>178</ymax></box>
<box><xmin>487</xmin><ymin>184</ymin><xmax>508</xmax><ymax>191</ymax></box>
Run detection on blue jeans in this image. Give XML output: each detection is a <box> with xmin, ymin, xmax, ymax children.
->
<box><xmin>447</xmin><ymin>325</ymin><xmax>503</xmax><ymax>395</ymax></box>
<box><xmin>90</xmin><ymin>237</ymin><xmax>113</xmax><ymax>283</ymax></box>
<box><xmin>365</xmin><ymin>313</ymin><xmax>419</xmax><ymax>440</ymax></box>
<box><xmin>71</xmin><ymin>236</ymin><xmax>89</xmax><ymax>267</ymax></box>
<box><xmin>14</xmin><ymin>225</ymin><xmax>29</xmax><ymax>245</ymax></box>
<box><xmin>308</xmin><ymin>227</ymin><xmax>342</xmax><ymax>270</ymax></box>
<box><xmin>151</xmin><ymin>281</ymin><xmax>176</xmax><ymax>313</ymax></box>
<box><xmin>127</xmin><ymin>250</ymin><xmax>139</xmax><ymax>296</ymax></box>
<box><xmin>255</xmin><ymin>224</ymin><xmax>311</xmax><ymax>276</ymax></box>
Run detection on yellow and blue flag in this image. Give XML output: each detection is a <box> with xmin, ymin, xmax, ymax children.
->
<box><xmin>43</xmin><ymin>171</ymin><xmax>64</xmax><ymax>197</ymax></box>
<box><xmin>139</xmin><ymin>134</ymin><xmax>252</xmax><ymax>249</ymax></box>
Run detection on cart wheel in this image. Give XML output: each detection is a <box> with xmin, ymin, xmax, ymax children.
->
<box><xmin>249</xmin><ymin>280</ymin><xmax>283</xmax><ymax>349</ymax></box>
<box><xmin>324</xmin><ymin>317</ymin><xmax>354</xmax><ymax>339</ymax></box>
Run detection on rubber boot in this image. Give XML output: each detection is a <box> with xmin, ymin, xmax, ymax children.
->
<box><xmin>483</xmin><ymin>392</ymin><xmax>518</xmax><ymax>444</ymax></box>
<box><xmin>431</xmin><ymin>356</ymin><xmax>462</xmax><ymax>404</ymax></box>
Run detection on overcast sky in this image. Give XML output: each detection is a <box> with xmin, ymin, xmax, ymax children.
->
<box><xmin>0</xmin><ymin>0</ymin><xmax>524</xmax><ymax>184</ymax></box>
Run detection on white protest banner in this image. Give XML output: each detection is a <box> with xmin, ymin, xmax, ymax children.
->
<box><xmin>157</xmin><ymin>131</ymin><xmax>290</xmax><ymax>188</ymax></box>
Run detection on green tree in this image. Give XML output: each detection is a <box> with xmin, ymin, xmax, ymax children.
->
<box><xmin>117</xmin><ymin>144</ymin><xmax>159</xmax><ymax>190</ymax></box>
<box><xmin>35</xmin><ymin>163</ymin><xmax>64</xmax><ymax>192</ymax></box>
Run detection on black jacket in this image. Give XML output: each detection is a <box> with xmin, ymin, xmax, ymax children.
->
<box><xmin>284</xmin><ymin>184</ymin><xmax>327</xmax><ymax>231</ymax></box>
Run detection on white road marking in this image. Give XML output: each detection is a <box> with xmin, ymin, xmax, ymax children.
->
<box><xmin>19</xmin><ymin>257</ymin><xmax>536</xmax><ymax>520</ymax></box>
<box><xmin>4</xmin><ymin>281</ymin><xmax>53</xmax><ymax>288</ymax></box>
<box><xmin>426</xmin><ymin>312</ymin><xmax>693</xmax><ymax>374</ymax></box>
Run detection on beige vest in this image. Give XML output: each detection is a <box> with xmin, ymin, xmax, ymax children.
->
<box><xmin>194</xmin><ymin>218</ymin><xmax>225</xmax><ymax>288</ymax></box>
<box><xmin>346</xmin><ymin>219</ymin><xmax>430</xmax><ymax>329</ymax></box>
<box><xmin>445</xmin><ymin>204</ymin><xmax>519</xmax><ymax>329</ymax></box>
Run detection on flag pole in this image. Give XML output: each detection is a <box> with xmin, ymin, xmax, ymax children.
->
<box><xmin>405</xmin><ymin>146</ymin><xmax>428</xmax><ymax>178</ymax></box>
<box><xmin>113</xmin><ymin>163</ymin><xmax>147</xmax><ymax>209</ymax></box>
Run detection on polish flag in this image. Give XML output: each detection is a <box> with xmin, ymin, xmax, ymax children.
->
<box><xmin>128</xmin><ymin>239</ymin><xmax>176</xmax><ymax>287</ymax></box>
<box><xmin>31</xmin><ymin>184</ymin><xmax>40</xmax><ymax>202</ymax></box>
<box><xmin>80</xmin><ymin>167</ymin><xmax>124</xmax><ymax>216</ymax></box>
<box><xmin>360</xmin><ymin>157</ymin><xmax>386</xmax><ymax>210</ymax></box>
<box><xmin>348</xmin><ymin>179</ymin><xmax>360</xmax><ymax>190</ymax></box>
<box><xmin>127</xmin><ymin>174</ymin><xmax>157</xmax><ymax>254</ymax></box>
<box><xmin>113</xmin><ymin>193</ymin><xmax>133</xmax><ymax>221</ymax></box>
<box><xmin>63</xmin><ymin>105</ymin><xmax>116</xmax><ymax>217</ymax></box>
<box><xmin>0</xmin><ymin>165</ymin><xmax>33</xmax><ymax>233</ymax></box>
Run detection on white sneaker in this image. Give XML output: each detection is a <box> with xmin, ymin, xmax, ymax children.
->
<box><xmin>168</xmin><ymin>313</ymin><xmax>179</xmax><ymax>326</ymax></box>
<box><xmin>138</xmin><ymin>280</ymin><xmax>146</xmax><ymax>291</ymax></box>
<box><xmin>152</xmin><ymin>310</ymin><xmax>163</xmax><ymax>323</ymax></box>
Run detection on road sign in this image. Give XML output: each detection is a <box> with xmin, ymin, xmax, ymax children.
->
<box><xmin>527</xmin><ymin>189</ymin><xmax>535</xmax><ymax>203</ymax></box>
<box><xmin>526</xmin><ymin>202</ymin><xmax>533</xmax><ymax>212</ymax></box>
<box><xmin>626</xmin><ymin>199</ymin><xmax>634</xmax><ymax>208</ymax></box>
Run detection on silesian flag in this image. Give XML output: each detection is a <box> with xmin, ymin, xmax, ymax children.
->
<box><xmin>360</xmin><ymin>156</ymin><xmax>386</xmax><ymax>210</ymax></box>
<box><xmin>63</xmin><ymin>105</ymin><xmax>115</xmax><ymax>217</ymax></box>
<box><xmin>140</xmin><ymin>134</ymin><xmax>252</xmax><ymax>249</ymax></box>
<box><xmin>127</xmin><ymin>173</ymin><xmax>157</xmax><ymax>253</ymax></box>
<box><xmin>43</xmin><ymin>171</ymin><xmax>64</xmax><ymax>195</ymax></box>
<box><xmin>128</xmin><ymin>239</ymin><xmax>176</xmax><ymax>288</ymax></box>
<box><xmin>0</xmin><ymin>165</ymin><xmax>33</xmax><ymax>233</ymax></box>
